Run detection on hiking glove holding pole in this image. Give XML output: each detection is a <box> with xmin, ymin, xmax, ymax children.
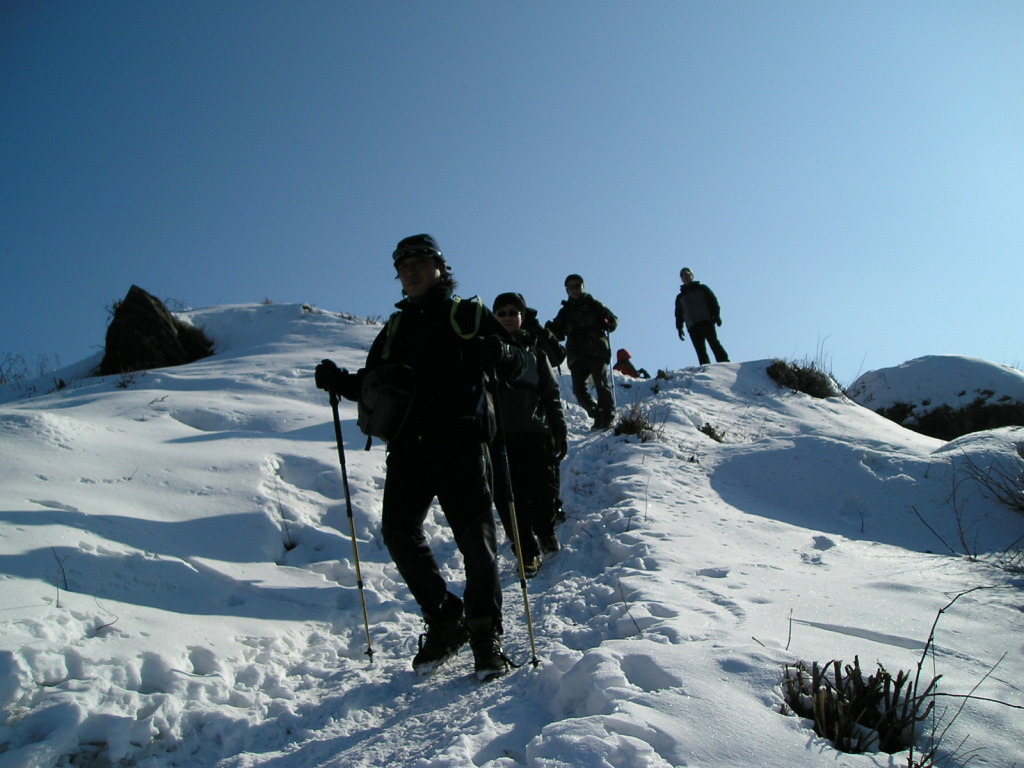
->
<box><xmin>474</xmin><ymin>336</ymin><xmax>510</xmax><ymax>368</ymax></box>
<box><xmin>315</xmin><ymin>359</ymin><xmax>349</xmax><ymax>395</ymax></box>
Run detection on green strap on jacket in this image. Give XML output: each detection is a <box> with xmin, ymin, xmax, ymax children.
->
<box><xmin>380</xmin><ymin>295</ymin><xmax>483</xmax><ymax>360</ymax></box>
<box><xmin>450</xmin><ymin>295</ymin><xmax>483</xmax><ymax>339</ymax></box>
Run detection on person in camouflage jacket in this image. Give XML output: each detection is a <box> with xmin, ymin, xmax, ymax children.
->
<box><xmin>546</xmin><ymin>274</ymin><xmax>618</xmax><ymax>430</ymax></box>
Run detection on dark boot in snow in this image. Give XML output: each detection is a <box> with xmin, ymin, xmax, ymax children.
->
<box><xmin>539</xmin><ymin>533</ymin><xmax>560</xmax><ymax>554</ymax></box>
<box><xmin>522</xmin><ymin>554</ymin><xmax>541</xmax><ymax>578</ymax></box>
<box><xmin>412</xmin><ymin>593</ymin><xmax>468</xmax><ymax>674</ymax></box>
<box><xmin>466</xmin><ymin>617</ymin><xmax>510</xmax><ymax>681</ymax></box>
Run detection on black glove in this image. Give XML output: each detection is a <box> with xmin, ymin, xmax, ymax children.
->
<box><xmin>474</xmin><ymin>336</ymin><xmax>508</xmax><ymax>368</ymax></box>
<box><xmin>677</xmin><ymin>328</ymin><xmax>685</xmax><ymax>340</ymax></box>
<box><xmin>553</xmin><ymin>433</ymin><xmax>568</xmax><ymax>462</ymax></box>
<box><xmin>314</xmin><ymin>359</ymin><xmax>348</xmax><ymax>393</ymax></box>
<box><xmin>716</xmin><ymin>318</ymin><xmax>723</xmax><ymax>327</ymax></box>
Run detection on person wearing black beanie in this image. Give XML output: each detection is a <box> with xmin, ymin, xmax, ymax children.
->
<box><xmin>490</xmin><ymin>292</ymin><xmax>568</xmax><ymax>577</ymax></box>
<box><xmin>315</xmin><ymin>234</ymin><xmax>525</xmax><ymax>680</ymax></box>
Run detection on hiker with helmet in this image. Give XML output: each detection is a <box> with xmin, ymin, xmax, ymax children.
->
<box><xmin>674</xmin><ymin>267</ymin><xmax>730</xmax><ymax>365</ymax></box>
<box><xmin>491</xmin><ymin>292</ymin><xmax>568</xmax><ymax>579</ymax></box>
<box><xmin>545</xmin><ymin>274</ymin><xmax>618</xmax><ymax>430</ymax></box>
<box><xmin>314</xmin><ymin>234</ymin><xmax>526</xmax><ymax>681</ymax></box>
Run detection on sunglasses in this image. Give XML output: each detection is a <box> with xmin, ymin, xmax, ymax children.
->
<box><xmin>565</xmin><ymin>283</ymin><xmax>583</xmax><ymax>290</ymax></box>
<box><xmin>495</xmin><ymin>310</ymin><xmax>521</xmax><ymax>318</ymax></box>
<box><xmin>394</xmin><ymin>247</ymin><xmax>440</xmax><ymax>263</ymax></box>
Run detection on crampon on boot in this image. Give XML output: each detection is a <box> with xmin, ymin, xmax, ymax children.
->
<box><xmin>466</xmin><ymin>617</ymin><xmax>512</xmax><ymax>681</ymax></box>
<box><xmin>412</xmin><ymin>593</ymin><xmax>468</xmax><ymax>674</ymax></box>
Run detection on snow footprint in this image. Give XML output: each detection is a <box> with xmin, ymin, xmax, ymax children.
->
<box><xmin>553</xmin><ymin>646</ymin><xmax>684</xmax><ymax>718</ymax></box>
<box><xmin>801</xmin><ymin>534</ymin><xmax>836</xmax><ymax>565</ymax></box>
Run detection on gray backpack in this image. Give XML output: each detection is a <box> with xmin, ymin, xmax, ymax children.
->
<box><xmin>357</xmin><ymin>362</ymin><xmax>416</xmax><ymax>447</ymax></box>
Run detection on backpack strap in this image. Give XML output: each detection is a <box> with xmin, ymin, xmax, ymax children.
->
<box><xmin>381</xmin><ymin>311</ymin><xmax>402</xmax><ymax>361</ymax></box>
<box><xmin>450</xmin><ymin>295</ymin><xmax>483</xmax><ymax>340</ymax></box>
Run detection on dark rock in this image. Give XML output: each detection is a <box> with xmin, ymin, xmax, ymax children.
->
<box><xmin>97</xmin><ymin>286</ymin><xmax>213</xmax><ymax>376</ymax></box>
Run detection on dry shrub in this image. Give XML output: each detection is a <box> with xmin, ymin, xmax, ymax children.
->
<box><xmin>781</xmin><ymin>656</ymin><xmax>937</xmax><ymax>755</ymax></box>
<box><xmin>613</xmin><ymin>400</ymin><xmax>663</xmax><ymax>442</ymax></box>
<box><xmin>766</xmin><ymin>359</ymin><xmax>839</xmax><ymax>399</ymax></box>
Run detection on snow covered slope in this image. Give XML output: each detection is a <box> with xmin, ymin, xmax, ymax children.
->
<box><xmin>1</xmin><ymin>303</ymin><xmax>1022</xmax><ymax>768</ymax></box>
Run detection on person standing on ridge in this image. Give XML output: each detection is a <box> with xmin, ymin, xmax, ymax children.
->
<box><xmin>491</xmin><ymin>292</ymin><xmax>567</xmax><ymax>579</ymax></box>
<box><xmin>314</xmin><ymin>234</ymin><xmax>526</xmax><ymax>681</ymax></box>
<box><xmin>546</xmin><ymin>274</ymin><xmax>618</xmax><ymax>430</ymax></box>
<box><xmin>674</xmin><ymin>267</ymin><xmax>730</xmax><ymax>366</ymax></box>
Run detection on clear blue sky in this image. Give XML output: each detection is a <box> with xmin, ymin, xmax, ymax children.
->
<box><xmin>2</xmin><ymin>1</ymin><xmax>1022</xmax><ymax>387</ymax></box>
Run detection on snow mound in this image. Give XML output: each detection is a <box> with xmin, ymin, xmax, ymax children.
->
<box><xmin>848</xmin><ymin>354</ymin><xmax>1024</xmax><ymax>413</ymax></box>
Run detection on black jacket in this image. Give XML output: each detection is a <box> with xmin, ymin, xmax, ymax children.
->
<box><xmin>494</xmin><ymin>328</ymin><xmax>567</xmax><ymax>443</ymax></box>
<box><xmin>342</xmin><ymin>286</ymin><xmax>525</xmax><ymax>446</ymax></box>
<box><xmin>523</xmin><ymin>307</ymin><xmax>566</xmax><ymax>368</ymax></box>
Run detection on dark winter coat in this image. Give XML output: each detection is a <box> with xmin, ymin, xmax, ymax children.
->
<box><xmin>674</xmin><ymin>282</ymin><xmax>722</xmax><ymax>331</ymax></box>
<box><xmin>523</xmin><ymin>307</ymin><xmax>566</xmax><ymax>368</ymax></box>
<box><xmin>547</xmin><ymin>294</ymin><xmax>618</xmax><ymax>367</ymax></box>
<box><xmin>340</xmin><ymin>286</ymin><xmax>525</xmax><ymax>447</ymax></box>
<box><xmin>494</xmin><ymin>329</ymin><xmax>567</xmax><ymax>444</ymax></box>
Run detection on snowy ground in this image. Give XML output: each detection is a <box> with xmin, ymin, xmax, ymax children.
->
<box><xmin>1</xmin><ymin>303</ymin><xmax>1022</xmax><ymax>768</ymax></box>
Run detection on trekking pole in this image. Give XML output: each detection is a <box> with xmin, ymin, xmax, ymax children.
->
<box><xmin>329</xmin><ymin>391</ymin><xmax>375</xmax><ymax>663</ymax></box>
<box><xmin>489</xmin><ymin>371</ymin><xmax>540</xmax><ymax>668</ymax></box>
<box><xmin>606</xmin><ymin>330</ymin><xmax>617</xmax><ymax>411</ymax></box>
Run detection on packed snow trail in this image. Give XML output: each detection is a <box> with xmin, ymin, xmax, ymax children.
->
<box><xmin>218</xmin><ymin>400</ymin><xmax>717</xmax><ymax>768</ymax></box>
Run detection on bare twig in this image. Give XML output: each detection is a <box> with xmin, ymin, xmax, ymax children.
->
<box><xmin>616</xmin><ymin>577</ymin><xmax>644</xmax><ymax>637</ymax></box>
<box><xmin>91</xmin><ymin>598</ymin><xmax>120</xmax><ymax>635</ymax></box>
<box><xmin>51</xmin><ymin>548</ymin><xmax>70</xmax><ymax>607</ymax></box>
<box><xmin>909</xmin><ymin>586</ymin><xmax>996</xmax><ymax>766</ymax></box>
<box><xmin>910</xmin><ymin>505</ymin><xmax>956</xmax><ymax>555</ymax></box>
<box><xmin>958</xmin><ymin>442</ymin><xmax>1024</xmax><ymax>515</ymax></box>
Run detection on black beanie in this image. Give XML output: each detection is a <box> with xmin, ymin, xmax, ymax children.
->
<box><xmin>564</xmin><ymin>273</ymin><xmax>584</xmax><ymax>287</ymax></box>
<box><xmin>393</xmin><ymin>234</ymin><xmax>444</xmax><ymax>264</ymax></box>
<box><xmin>492</xmin><ymin>292</ymin><xmax>526</xmax><ymax>313</ymax></box>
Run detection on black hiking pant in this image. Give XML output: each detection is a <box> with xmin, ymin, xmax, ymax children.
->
<box><xmin>569</xmin><ymin>355</ymin><xmax>614</xmax><ymax>421</ymax></box>
<box><xmin>688</xmin><ymin>321</ymin><xmax>729</xmax><ymax>365</ymax></box>
<box><xmin>381</xmin><ymin>439</ymin><xmax>502</xmax><ymax>625</ymax></box>
<box><xmin>492</xmin><ymin>432</ymin><xmax>558</xmax><ymax>560</ymax></box>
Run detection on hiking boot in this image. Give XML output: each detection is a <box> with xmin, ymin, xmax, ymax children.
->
<box><xmin>412</xmin><ymin>592</ymin><xmax>468</xmax><ymax>674</ymax></box>
<box><xmin>522</xmin><ymin>555</ymin><xmax>541</xmax><ymax>578</ymax></box>
<box><xmin>466</xmin><ymin>618</ymin><xmax>510</xmax><ymax>682</ymax></box>
<box><xmin>412</xmin><ymin>618</ymin><xmax>468</xmax><ymax>674</ymax></box>
<box><xmin>539</xmin><ymin>534</ymin><xmax>560</xmax><ymax>554</ymax></box>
